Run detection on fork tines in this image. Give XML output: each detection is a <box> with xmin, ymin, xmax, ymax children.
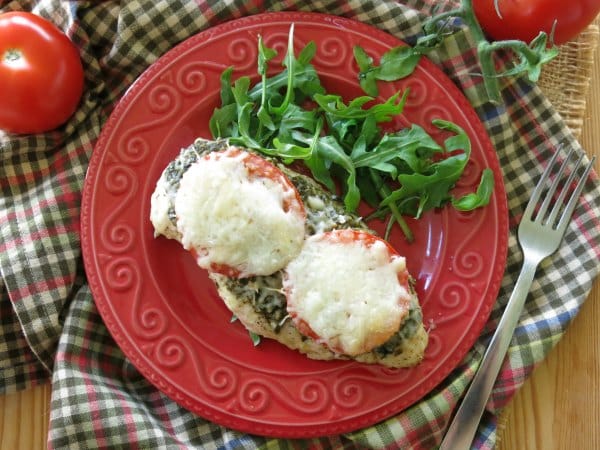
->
<box><xmin>525</xmin><ymin>145</ymin><xmax>596</xmax><ymax>231</ymax></box>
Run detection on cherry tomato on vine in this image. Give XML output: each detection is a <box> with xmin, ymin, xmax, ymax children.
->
<box><xmin>473</xmin><ymin>0</ymin><xmax>600</xmax><ymax>45</ymax></box>
<box><xmin>0</xmin><ymin>11</ymin><xmax>84</xmax><ymax>134</ymax></box>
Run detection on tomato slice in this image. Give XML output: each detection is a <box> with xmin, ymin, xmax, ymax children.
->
<box><xmin>222</xmin><ymin>147</ymin><xmax>305</xmax><ymax>217</ymax></box>
<box><xmin>180</xmin><ymin>147</ymin><xmax>306</xmax><ymax>278</ymax></box>
<box><xmin>283</xmin><ymin>229</ymin><xmax>412</xmax><ymax>356</ymax></box>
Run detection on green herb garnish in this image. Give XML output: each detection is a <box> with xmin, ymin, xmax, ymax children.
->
<box><xmin>359</xmin><ymin>0</ymin><xmax>559</xmax><ymax>103</ymax></box>
<box><xmin>422</xmin><ymin>0</ymin><xmax>558</xmax><ymax>104</ymax></box>
<box><xmin>210</xmin><ymin>24</ymin><xmax>494</xmax><ymax>242</ymax></box>
<box><xmin>231</xmin><ymin>314</ymin><xmax>262</xmax><ymax>346</ymax></box>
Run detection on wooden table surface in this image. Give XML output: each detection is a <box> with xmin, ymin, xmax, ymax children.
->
<box><xmin>496</xmin><ymin>36</ymin><xmax>600</xmax><ymax>450</ymax></box>
<box><xmin>1</xmin><ymin>38</ymin><xmax>599</xmax><ymax>450</ymax></box>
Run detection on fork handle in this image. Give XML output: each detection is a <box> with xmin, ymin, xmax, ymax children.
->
<box><xmin>439</xmin><ymin>256</ymin><xmax>539</xmax><ymax>450</ymax></box>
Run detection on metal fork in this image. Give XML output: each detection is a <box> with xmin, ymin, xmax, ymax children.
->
<box><xmin>439</xmin><ymin>146</ymin><xmax>596</xmax><ymax>450</ymax></box>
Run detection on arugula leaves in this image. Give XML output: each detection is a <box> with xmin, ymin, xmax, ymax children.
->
<box><xmin>354</xmin><ymin>45</ymin><xmax>422</xmax><ymax>97</ymax></box>
<box><xmin>209</xmin><ymin>25</ymin><xmax>494</xmax><ymax>242</ymax></box>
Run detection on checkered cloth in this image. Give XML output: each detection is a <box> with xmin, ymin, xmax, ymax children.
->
<box><xmin>1</xmin><ymin>0</ymin><xmax>599</xmax><ymax>448</ymax></box>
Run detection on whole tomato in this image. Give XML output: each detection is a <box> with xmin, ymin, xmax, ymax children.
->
<box><xmin>473</xmin><ymin>0</ymin><xmax>600</xmax><ymax>45</ymax></box>
<box><xmin>0</xmin><ymin>11</ymin><xmax>84</xmax><ymax>134</ymax></box>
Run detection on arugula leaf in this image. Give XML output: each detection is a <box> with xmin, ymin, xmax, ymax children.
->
<box><xmin>354</xmin><ymin>44</ymin><xmax>423</xmax><ymax>96</ymax></box>
<box><xmin>297</xmin><ymin>39</ymin><xmax>317</xmax><ymax>66</ymax></box>
<box><xmin>209</xmin><ymin>25</ymin><xmax>494</xmax><ymax>242</ymax></box>
<box><xmin>218</xmin><ymin>66</ymin><xmax>235</xmax><ymax>105</ymax></box>
<box><xmin>368</xmin><ymin>169</ymin><xmax>414</xmax><ymax>242</ymax></box>
<box><xmin>250</xmin><ymin>331</ymin><xmax>262</xmax><ymax>346</ymax></box>
<box><xmin>305</xmin><ymin>151</ymin><xmax>336</xmax><ymax>192</ymax></box>
<box><xmin>270</xmin><ymin>23</ymin><xmax>297</xmax><ymax>115</ymax></box>
<box><xmin>316</xmin><ymin>136</ymin><xmax>360</xmax><ymax>211</ymax></box>
<box><xmin>377</xmin><ymin>45</ymin><xmax>422</xmax><ymax>81</ymax></box>
<box><xmin>257</xmin><ymin>36</ymin><xmax>277</xmax><ymax>76</ymax></box>
<box><xmin>278</xmin><ymin>103</ymin><xmax>319</xmax><ymax>140</ymax></box>
<box><xmin>209</xmin><ymin>103</ymin><xmax>237</xmax><ymax>139</ymax></box>
<box><xmin>209</xmin><ymin>67</ymin><xmax>237</xmax><ymax>138</ymax></box>
<box><xmin>354</xmin><ymin>45</ymin><xmax>378</xmax><ymax>96</ymax></box>
<box><xmin>314</xmin><ymin>93</ymin><xmax>374</xmax><ymax>119</ymax></box>
<box><xmin>353</xmin><ymin>124</ymin><xmax>442</xmax><ymax>173</ymax></box>
<box><xmin>380</xmin><ymin>120</ymin><xmax>475</xmax><ymax>218</ymax></box>
<box><xmin>257</xmin><ymin>35</ymin><xmax>278</xmax><ymax>132</ymax></box>
<box><xmin>452</xmin><ymin>168</ymin><xmax>495</xmax><ymax>211</ymax></box>
<box><xmin>231</xmin><ymin>75</ymin><xmax>251</xmax><ymax>105</ymax></box>
<box><xmin>314</xmin><ymin>89</ymin><xmax>408</xmax><ymax>123</ymax></box>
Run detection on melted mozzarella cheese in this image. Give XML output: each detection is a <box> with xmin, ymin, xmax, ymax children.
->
<box><xmin>284</xmin><ymin>234</ymin><xmax>410</xmax><ymax>356</ymax></box>
<box><xmin>174</xmin><ymin>150</ymin><xmax>305</xmax><ymax>277</ymax></box>
<box><xmin>150</xmin><ymin>182</ymin><xmax>177</xmax><ymax>239</ymax></box>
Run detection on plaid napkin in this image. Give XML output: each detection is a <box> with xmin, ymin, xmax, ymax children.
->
<box><xmin>1</xmin><ymin>0</ymin><xmax>599</xmax><ymax>448</ymax></box>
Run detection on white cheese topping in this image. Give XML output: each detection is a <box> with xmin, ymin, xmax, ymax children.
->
<box><xmin>150</xmin><ymin>182</ymin><xmax>177</xmax><ymax>239</ymax></box>
<box><xmin>284</xmin><ymin>233</ymin><xmax>410</xmax><ymax>356</ymax></box>
<box><xmin>174</xmin><ymin>150</ymin><xmax>305</xmax><ymax>277</ymax></box>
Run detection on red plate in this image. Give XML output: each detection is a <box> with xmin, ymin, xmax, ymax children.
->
<box><xmin>82</xmin><ymin>12</ymin><xmax>508</xmax><ymax>438</ymax></box>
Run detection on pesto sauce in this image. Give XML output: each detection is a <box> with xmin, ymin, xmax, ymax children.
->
<box><xmin>374</xmin><ymin>306</ymin><xmax>422</xmax><ymax>357</ymax></box>
<box><xmin>163</xmin><ymin>139</ymin><xmax>229</xmax><ymax>223</ymax></box>
<box><xmin>285</xmin><ymin>173</ymin><xmax>365</xmax><ymax>235</ymax></box>
<box><xmin>222</xmin><ymin>274</ymin><xmax>288</xmax><ymax>332</ymax></box>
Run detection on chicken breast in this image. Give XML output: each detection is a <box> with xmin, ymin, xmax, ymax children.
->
<box><xmin>151</xmin><ymin>137</ymin><xmax>428</xmax><ymax>368</ymax></box>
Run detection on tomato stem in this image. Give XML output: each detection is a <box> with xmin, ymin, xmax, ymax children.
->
<box><xmin>3</xmin><ymin>48</ymin><xmax>22</xmax><ymax>62</ymax></box>
<box><xmin>421</xmin><ymin>0</ymin><xmax>559</xmax><ymax>104</ymax></box>
<box><xmin>485</xmin><ymin>38</ymin><xmax>554</xmax><ymax>80</ymax></box>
